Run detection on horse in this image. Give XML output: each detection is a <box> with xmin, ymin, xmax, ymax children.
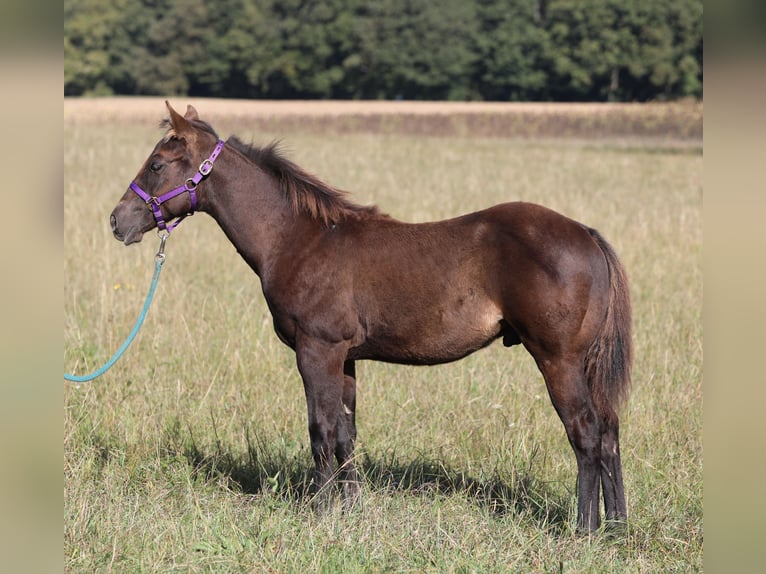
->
<box><xmin>109</xmin><ymin>102</ymin><xmax>632</xmax><ymax>533</ymax></box>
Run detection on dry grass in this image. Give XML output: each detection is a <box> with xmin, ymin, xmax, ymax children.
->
<box><xmin>64</xmin><ymin>98</ymin><xmax>702</xmax><ymax>572</ymax></box>
<box><xmin>65</xmin><ymin>97</ymin><xmax>703</xmax><ymax>142</ymax></box>
<box><xmin>64</xmin><ymin>96</ymin><xmax>702</xmax><ymax>117</ymax></box>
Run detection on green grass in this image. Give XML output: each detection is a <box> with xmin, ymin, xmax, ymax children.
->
<box><xmin>65</xmin><ymin>103</ymin><xmax>702</xmax><ymax>572</ymax></box>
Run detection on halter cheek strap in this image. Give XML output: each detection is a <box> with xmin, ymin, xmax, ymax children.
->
<box><xmin>129</xmin><ymin>139</ymin><xmax>225</xmax><ymax>233</ymax></box>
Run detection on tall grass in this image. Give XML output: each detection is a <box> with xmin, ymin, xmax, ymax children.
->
<box><xmin>65</xmin><ymin>101</ymin><xmax>702</xmax><ymax>572</ymax></box>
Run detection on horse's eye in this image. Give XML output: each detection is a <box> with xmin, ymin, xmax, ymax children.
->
<box><xmin>150</xmin><ymin>161</ymin><xmax>163</xmax><ymax>173</ymax></box>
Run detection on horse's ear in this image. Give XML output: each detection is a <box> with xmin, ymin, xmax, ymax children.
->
<box><xmin>184</xmin><ymin>105</ymin><xmax>199</xmax><ymax>122</ymax></box>
<box><xmin>165</xmin><ymin>100</ymin><xmax>193</xmax><ymax>137</ymax></box>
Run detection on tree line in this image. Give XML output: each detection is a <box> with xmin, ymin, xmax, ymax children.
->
<box><xmin>64</xmin><ymin>0</ymin><xmax>702</xmax><ymax>102</ymax></box>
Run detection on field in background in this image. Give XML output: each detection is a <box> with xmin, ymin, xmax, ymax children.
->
<box><xmin>65</xmin><ymin>97</ymin><xmax>702</xmax><ymax>142</ymax></box>
<box><xmin>64</xmin><ymin>98</ymin><xmax>702</xmax><ymax>572</ymax></box>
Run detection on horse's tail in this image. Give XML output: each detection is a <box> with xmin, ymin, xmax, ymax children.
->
<box><xmin>584</xmin><ymin>228</ymin><xmax>633</xmax><ymax>418</ymax></box>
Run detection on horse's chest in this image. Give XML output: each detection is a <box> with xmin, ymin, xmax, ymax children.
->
<box><xmin>265</xmin><ymin>287</ymin><xmax>360</xmax><ymax>350</ymax></box>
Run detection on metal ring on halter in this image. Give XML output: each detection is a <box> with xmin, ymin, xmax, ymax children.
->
<box><xmin>185</xmin><ymin>178</ymin><xmax>198</xmax><ymax>191</ymax></box>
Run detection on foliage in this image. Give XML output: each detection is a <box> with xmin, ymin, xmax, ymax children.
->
<box><xmin>64</xmin><ymin>0</ymin><xmax>702</xmax><ymax>101</ymax></box>
<box><xmin>543</xmin><ymin>0</ymin><xmax>703</xmax><ymax>101</ymax></box>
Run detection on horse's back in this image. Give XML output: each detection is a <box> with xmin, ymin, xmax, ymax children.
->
<box><xmin>340</xmin><ymin>202</ymin><xmax>610</xmax><ymax>363</ymax></box>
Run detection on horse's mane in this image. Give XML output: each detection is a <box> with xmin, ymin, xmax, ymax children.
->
<box><xmin>160</xmin><ymin>118</ymin><xmax>383</xmax><ymax>225</ymax></box>
<box><xmin>226</xmin><ymin>135</ymin><xmax>386</xmax><ymax>225</ymax></box>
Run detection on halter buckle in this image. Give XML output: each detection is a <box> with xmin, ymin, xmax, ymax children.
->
<box><xmin>198</xmin><ymin>159</ymin><xmax>214</xmax><ymax>176</ymax></box>
<box><xmin>146</xmin><ymin>196</ymin><xmax>161</xmax><ymax>207</ymax></box>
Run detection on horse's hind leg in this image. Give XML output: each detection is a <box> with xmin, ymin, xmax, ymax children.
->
<box><xmin>600</xmin><ymin>407</ymin><xmax>627</xmax><ymax>524</ymax></box>
<box><xmin>537</xmin><ymin>356</ymin><xmax>604</xmax><ymax>532</ymax></box>
<box><xmin>336</xmin><ymin>360</ymin><xmax>361</xmax><ymax>510</ymax></box>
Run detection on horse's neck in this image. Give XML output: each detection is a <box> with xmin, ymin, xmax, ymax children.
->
<box><xmin>204</xmin><ymin>166</ymin><xmax>310</xmax><ymax>277</ymax></box>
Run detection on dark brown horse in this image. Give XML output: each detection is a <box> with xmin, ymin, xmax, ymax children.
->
<box><xmin>110</xmin><ymin>102</ymin><xmax>632</xmax><ymax>533</ymax></box>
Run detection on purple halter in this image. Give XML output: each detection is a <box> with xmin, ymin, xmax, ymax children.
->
<box><xmin>129</xmin><ymin>139</ymin><xmax>225</xmax><ymax>233</ymax></box>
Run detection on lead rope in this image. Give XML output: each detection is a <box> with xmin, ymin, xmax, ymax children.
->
<box><xmin>64</xmin><ymin>233</ymin><xmax>168</xmax><ymax>383</ymax></box>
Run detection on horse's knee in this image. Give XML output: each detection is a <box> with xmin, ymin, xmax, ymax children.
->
<box><xmin>599</xmin><ymin>413</ymin><xmax>623</xmax><ymax>468</ymax></box>
<box><xmin>600</xmin><ymin>427</ymin><xmax>620</xmax><ymax>459</ymax></box>
<box><xmin>559</xmin><ymin>403</ymin><xmax>603</xmax><ymax>457</ymax></box>
<box><xmin>335</xmin><ymin>408</ymin><xmax>357</xmax><ymax>462</ymax></box>
<box><xmin>342</xmin><ymin>372</ymin><xmax>356</xmax><ymax>415</ymax></box>
<box><xmin>309</xmin><ymin>420</ymin><xmax>337</xmax><ymax>465</ymax></box>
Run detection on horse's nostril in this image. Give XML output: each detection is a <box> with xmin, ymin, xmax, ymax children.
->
<box><xmin>110</xmin><ymin>213</ymin><xmax>117</xmax><ymax>232</ymax></box>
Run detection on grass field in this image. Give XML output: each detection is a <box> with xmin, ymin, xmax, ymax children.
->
<box><xmin>64</xmin><ymin>98</ymin><xmax>702</xmax><ymax>572</ymax></box>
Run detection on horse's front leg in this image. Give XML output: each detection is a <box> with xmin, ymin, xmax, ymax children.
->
<box><xmin>295</xmin><ymin>333</ymin><xmax>350</xmax><ymax>512</ymax></box>
<box><xmin>337</xmin><ymin>360</ymin><xmax>361</xmax><ymax>510</ymax></box>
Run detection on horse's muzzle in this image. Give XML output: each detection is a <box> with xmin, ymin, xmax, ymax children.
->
<box><xmin>109</xmin><ymin>209</ymin><xmax>145</xmax><ymax>245</ymax></box>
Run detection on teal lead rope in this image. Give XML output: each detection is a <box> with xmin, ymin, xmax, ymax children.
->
<box><xmin>64</xmin><ymin>234</ymin><xmax>168</xmax><ymax>383</ymax></box>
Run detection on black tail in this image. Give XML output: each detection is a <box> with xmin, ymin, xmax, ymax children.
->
<box><xmin>584</xmin><ymin>229</ymin><xmax>633</xmax><ymax>416</ymax></box>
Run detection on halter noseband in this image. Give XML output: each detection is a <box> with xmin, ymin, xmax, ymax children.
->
<box><xmin>129</xmin><ymin>139</ymin><xmax>225</xmax><ymax>233</ymax></box>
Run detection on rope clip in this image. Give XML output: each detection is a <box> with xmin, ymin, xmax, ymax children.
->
<box><xmin>155</xmin><ymin>231</ymin><xmax>169</xmax><ymax>263</ymax></box>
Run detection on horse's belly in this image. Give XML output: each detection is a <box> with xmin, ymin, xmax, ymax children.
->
<box><xmin>354</xmin><ymin>299</ymin><xmax>504</xmax><ymax>365</ymax></box>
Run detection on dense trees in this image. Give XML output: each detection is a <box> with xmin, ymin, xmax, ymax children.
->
<box><xmin>64</xmin><ymin>0</ymin><xmax>702</xmax><ymax>101</ymax></box>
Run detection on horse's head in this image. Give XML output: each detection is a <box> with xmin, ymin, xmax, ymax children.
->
<box><xmin>110</xmin><ymin>101</ymin><xmax>223</xmax><ymax>244</ymax></box>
